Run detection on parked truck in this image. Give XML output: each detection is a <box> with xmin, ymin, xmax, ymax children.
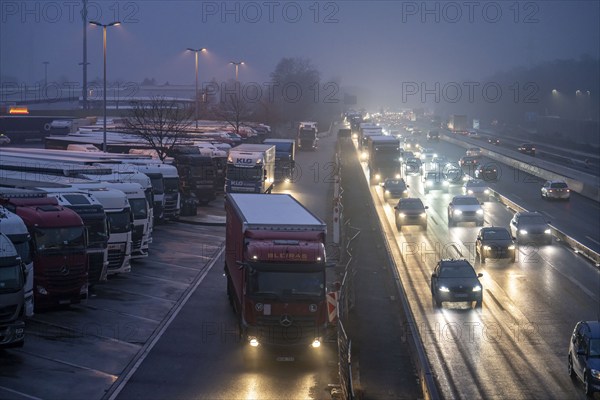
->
<box><xmin>297</xmin><ymin>122</ymin><xmax>318</xmax><ymax>151</ymax></box>
<box><xmin>0</xmin><ymin>232</ymin><xmax>26</xmax><ymax>348</ymax></box>
<box><xmin>225</xmin><ymin>144</ymin><xmax>275</xmax><ymax>194</ymax></box>
<box><xmin>367</xmin><ymin>135</ymin><xmax>402</xmax><ymax>185</ymax></box>
<box><xmin>262</xmin><ymin>139</ymin><xmax>296</xmax><ymax>183</ymax></box>
<box><xmin>169</xmin><ymin>146</ymin><xmax>217</xmax><ymax>206</ymax></box>
<box><xmin>448</xmin><ymin>115</ymin><xmax>468</xmax><ymax>134</ymax></box>
<box><xmin>0</xmin><ymin>207</ymin><xmax>34</xmax><ymax>317</ymax></box>
<box><xmin>224</xmin><ymin>193</ymin><xmax>330</xmax><ymax>358</ymax></box>
<box><xmin>0</xmin><ymin>189</ymin><xmax>88</xmax><ymax>311</ymax></box>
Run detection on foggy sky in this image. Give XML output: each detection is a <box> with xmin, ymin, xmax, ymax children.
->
<box><xmin>1</xmin><ymin>1</ymin><xmax>599</xmax><ymax>107</ymax></box>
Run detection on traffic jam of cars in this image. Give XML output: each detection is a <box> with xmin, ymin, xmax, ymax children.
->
<box><xmin>347</xmin><ymin>110</ymin><xmax>598</xmax><ymax>397</ymax></box>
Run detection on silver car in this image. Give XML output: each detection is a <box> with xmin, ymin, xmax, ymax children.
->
<box><xmin>509</xmin><ymin>211</ymin><xmax>552</xmax><ymax>245</ymax></box>
<box><xmin>541</xmin><ymin>180</ymin><xmax>570</xmax><ymax>201</ymax></box>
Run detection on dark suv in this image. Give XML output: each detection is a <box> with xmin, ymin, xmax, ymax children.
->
<box><xmin>568</xmin><ymin>321</ymin><xmax>600</xmax><ymax>395</ymax></box>
<box><xmin>475</xmin><ymin>227</ymin><xmax>516</xmax><ymax>263</ymax></box>
<box><xmin>394</xmin><ymin>198</ymin><xmax>428</xmax><ymax>230</ymax></box>
<box><xmin>430</xmin><ymin>259</ymin><xmax>483</xmax><ymax>309</ymax></box>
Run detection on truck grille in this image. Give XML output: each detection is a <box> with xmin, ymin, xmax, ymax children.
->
<box><xmin>107</xmin><ymin>248</ymin><xmax>125</xmax><ymax>270</ymax></box>
<box><xmin>256</xmin><ymin>315</ymin><xmax>321</xmax><ymax>346</ymax></box>
<box><xmin>87</xmin><ymin>251</ymin><xmax>105</xmax><ymax>285</ymax></box>
<box><xmin>0</xmin><ymin>305</ymin><xmax>17</xmax><ymax>322</ymax></box>
<box><xmin>164</xmin><ymin>194</ymin><xmax>179</xmax><ymax>218</ymax></box>
<box><xmin>132</xmin><ymin>225</ymin><xmax>144</xmax><ymax>251</ymax></box>
<box><xmin>46</xmin><ymin>263</ymin><xmax>86</xmax><ymax>291</ymax></box>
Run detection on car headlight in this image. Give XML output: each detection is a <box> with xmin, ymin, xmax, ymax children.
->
<box><xmin>453</xmin><ymin>209</ymin><xmax>462</xmax><ymax>215</ymax></box>
<box><xmin>403</xmin><ymin>189</ymin><xmax>408</xmax><ymax>193</ymax></box>
<box><xmin>443</xmin><ymin>180</ymin><xmax>449</xmax><ymax>186</ymax></box>
<box><xmin>484</xmin><ymin>189</ymin><xmax>490</xmax><ymax>194</ymax></box>
<box><xmin>463</xmin><ymin>176</ymin><xmax>469</xmax><ymax>181</ymax></box>
<box><xmin>395</xmin><ymin>174</ymin><xmax>401</xmax><ymax>179</ymax></box>
<box><xmin>508</xmin><ymin>245</ymin><xmax>516</xmax><ymax>250</ymax></box>
<box><xmin>476</xmin><ymin>209</ymin><xmax>484</xmax><ymax>215</ymax></box>
<box><xmin>385</xmin><ymin>190</ymin><xmax>390</xmax><ymax>194</ymax></box>
<box><xmin>433</xmin><ymin>153</ymin><xmax>438</xmax><ymax>158</ymax></box>
<box><xmin>426</xmin><ymin>181</ymin><xmax>433</xmax><ymax>186</ymax></box>
<box><xmin>439</xmin><ymin>286</ymin><xmax>450</xmax><ymax>292</ymax></box>
<box><xmin>375</xmin><ymin>174</ymin><xmax>381</xmax><ymax>180</ymax></box>
<box><xmin>544</xmin><ymin>229</ymin><xmax>551</xmax><ymax>234</ymax></box>
<box><xmin>467</xmin><ymin>189</ymin><xmax>473</xmax><ymax>194</ymax></box>
<box><xmin>472</xmin><ymin>285</ymin><xmax>482</xmax><ymax>292</ymax></box>
<box><xmin>519</xmin><ymin>229</ymin><xmax>528</xmax><ymax>235</ymax></box>
<box><xmin>420</xmin><ymin>213</ymin><xmax>427</xmax><ymax>218</ymax></box>
<box><xmin>483</xmin><ymin>245</ymin><xmax>492</xmax><ymax>250</ymax></box>
<box><xmin>591</xmin><ymin>369</ymin><xmax>600</xmax><ymax>379</ymax></box>
<box><xmin>399</xmin><ymin>213</ymin><xmax>406</xmax><ymax>218</ymax></box>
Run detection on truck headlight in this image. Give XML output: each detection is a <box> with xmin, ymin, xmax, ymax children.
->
<box><xmin>472</xmin><ymin>285</ymin><xmax>482</xmax><ymax>292</ymax></box>
<box><xmin>476</xmin><ymin>209</ymin><xmax>484</xmax><ymax>215</ymax></box>
<box><xmin>519</xmin><ymin>229</ymin><xmax>528</xmax><ymax>235</ymax></box>
<box><xmin>544</xmin><ymin>229</ymin><xmax>551</xmax><ymax>234</ymax></box>
<box><xmin>439</xmin><ymin>286</ymin><xmax>450</xmax><ymax>292</ymax></box>
<box><xmin>249</xmin><ymin>337</ymin><xmax>260</xmax><ymax>347</ymax></box>
<box><xmin>311</xmin><ymin>338</ymin><xmax>321</xmax><ymax>348</ymax></box>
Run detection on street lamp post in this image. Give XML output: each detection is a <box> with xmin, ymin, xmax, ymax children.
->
<box><xmin>89</xmin><ymin>20</ymin><xmax>120</xmax><ymax>152</ymax></box>
<box><xmin>229</xmin><ymin>61</ymin><xmax>244</xmax><ymax>81</ymax></box>
<box><xmin>186</xmin><ymin>48</ymin><xmax>206</xmax><ymax>129</ymax></box>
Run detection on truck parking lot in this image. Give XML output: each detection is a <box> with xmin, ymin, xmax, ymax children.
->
<box><xmin>0</xmin><ymin>216</ymin><xmax>225</xmax><ymax>400</ymax></box>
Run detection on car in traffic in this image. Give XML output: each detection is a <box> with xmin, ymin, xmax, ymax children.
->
<box><xmin>419</xmin><ymin>148</ymin><xmax>437</xmax><ymax>162</ymax></box>
<box><xmin>518</xmin><ymin>143</ymin><xmax>536</xmax><ymax>156</ymax></box>
<box><xmin>466</xmin><ymin>130</ymin><xmax>481</xmax><ymax>139</ymax></box>
<box><xmin>427</xmin><ymin>130</ymin><xmax>440</xmax><ymax>141</ymax></box>
<box><xmin>466</xmin><ymin>147</ymin><xmax>482</xmax><ymax>157</ymax></box>
<box><xmin>459</xmin><ymin>155</ymin><xmax>480</xmax><ymax>167</ymax></box>
<box><xmin>475</xmin><ymin>227</ymin><xmax>516</xmax><ymax>263</ymax></box>
<box><xmin>404</xmin><ymin>157</ymin><xmax>423</xmax><ymax>176</ymax></box>
<box><xmin>403</xmin><ymin>137</ymin><xmax>419</xmax><ymax>151</ymax></box>
<box><xmin>509</xmin><ymin>211</ymin><xmax>552</xmax><ymax>245</ymax></box>
<box><xmin>432</xmin><ymin>155</ymin><xmax>448</xmax><ymax>167</ymax></box>
<box><xmin>430</xmin><ymin>259</ymin><xmax>483</xmax><ymax>309</ymax></box>
<box><xmin>462</xmin><ymin>179</ymin><xmax>491</xmax><ymax>201</ymax></box>
<box><xmin>423</xmin><ymin>171</ymin><xmax>449</xmax><ymax>194</ymax></box>
<box><xmin>474</xmin><ymin>164</ymin><xmax>499</xmax><ymax>181</ymax></box>
<box><xmin>541</xmin><ymin>180</ymin><xmax>571</xmax><ymax>201</ymax></box>
<box><xmin>381</xmin><ymin>178</ymin><xmax>409</xmax><ymax>199</ymax></box>
<box><xmin>568</xmin><ymin>320</ymin><xmax>600</xmax><ymax>396</ymax></box>
<box><xmin>394</xmin><ymin>198</ymin><xmax>428</xmax><ymax>230</ymax></box>
<box><xmin>447</xmin><ymin>195</ymin><xmax>484</xmax><ymax>227</ymax></box>
<box><xmin>488</xmin><ymin>137</ymin><xmax>500</xmax><ymax>145</ymax></box>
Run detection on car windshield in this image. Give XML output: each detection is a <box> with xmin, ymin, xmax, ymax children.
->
<box><xmin>466</xmin><ymin>180</ymin><xmax>486</xmax><ymax>188</ymax></box>
<box><xmin>439</xmin><ymin>263</ymin><xmax>476</xmax><ymax>278</ymax></box>
<box><xmin>385</xmin><ymin>180</ymin><xmax>405</xmax><ymax>188</ymax></box>
<box><xmin>399</xmin><ymin>200</ymin><xmax>423</xmax><ymax>210</ymax></box>
<box><xmin>550</xmin><ymin>182</ymin><xmax>568</xmax><ymax>189</ymax></box>
<box><xmin>453</xmin><ymin>197</ymin><xmax>480</xmax><ymax>205</ymax></box>
<box><xmin>483</xmin><ymin>230</ymin><xmax>511</xmax><ymax>240</ymax></box>
<box><xmin>519</xmin><ymin>215</ymin><xmax>546</xmax><ymax>225</ymax></box>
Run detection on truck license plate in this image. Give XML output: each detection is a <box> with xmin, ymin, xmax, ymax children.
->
<box><xmin>276</xmin><ymin>356</ymin><xmax>295</xmax><ymax>362</ymax></box>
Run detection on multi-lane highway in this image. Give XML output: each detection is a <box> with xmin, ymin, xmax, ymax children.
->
<box><xmin>349</xmin><ymin>124</ymin><xmax>600</xmax><ymax>399</ymax></box>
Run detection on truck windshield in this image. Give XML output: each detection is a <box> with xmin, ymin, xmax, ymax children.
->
<box><xmin>129</xmin><ymin>198</ymin><xmax>148</xmax><ymax>220</ymax></box>
<box><xmin>299</xmin><ymin>129</ymin><xmax>316</xmax><ymax>138</ymax></box>
<box><xmin>147</xmin><ymin>175</ymin><xmax>164</xmax><ymax>195</ymax></box>
<box><xmin>249</xmin><ymin>269</ymin><xmax>325</xmax><ymax>299</ymax></box>
<box><xmin>86</xmin><ymin>217</ymin><xmax>109</xmax><ymax>247</ymax></box>
<box><xmin>0</xmin><ymin>263</ymin><xmax>22</xmax><ymax>292</ymax></box>
<box><xmin>6</xmin><ymin>234</ymin><xmax>31</xmax><ymax>265</ymax></box>
<box><xmin>163</xmin><ymin>177</ymin><xmax>180</xmax><ymax>193</ymax></box>
<box><xmin>226</xmin><ymin>165</ymin><xmax>263</xmax><ymax>181</ymax></box>
<box><xmin>34</xmin><ymin>227</ymin><xmax>85</xmax><ymax>251</ymax></box>
<box><xmin>107</xmin><ymin>209</ymin><xmax>132</xmax><ymax>234</ymax></box>
<box><xmin>191</xmin><ymin>166</ymin><xmax>215</xmax><ymax>179</ymax></box>
<box><xmin>267</xmin><ymin>142</ymin><xmax>293</xmax><ymax>152</ymax></box>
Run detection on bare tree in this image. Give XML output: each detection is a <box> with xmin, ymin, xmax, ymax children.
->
<box><xmin>123</xmin><ymin>96</ymin><xmax>193</xmax><ymax>162</ymax></box>
<box><xmin>214</xmin><ymin>84</ymin><xmax>252</xmax><ymax>135</ymax></box>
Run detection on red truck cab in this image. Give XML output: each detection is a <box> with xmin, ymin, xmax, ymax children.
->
<box><xmin>225</xmin><ymin>193</ymin><xmax>329</xmax><ymax>356</ymax></box>
<box><xmin>0</xmin><ymin>190</ymin><xmax>88</xmax><ymax>310</ymax></box>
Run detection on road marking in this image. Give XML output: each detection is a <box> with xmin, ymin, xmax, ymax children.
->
<box><xmin>585</xmin><ymin>236</ymin><xmax>600</xmax><ymax>246</ymax></box>
<box><xmin>105</xmin><ymin>245</ymin><xmax>225</xmax><ymax>400</ymax></box>
<box><xmin>18</xmin><ymin>350</ymin><xmax>117</xmax><ymax>379</ymax></box>
<box><xmin>0</xmin><ymin>386</ymin><xmax>44</xmax><ymax>400</ymax></box>
<box><xmin>512</xmin><ymin>194</ymin><xmax>522</xmax><ymax>200</ymax></box>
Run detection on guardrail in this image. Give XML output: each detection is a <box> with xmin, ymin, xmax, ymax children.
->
<box><xmin>442</xmin><ymin>133</ymin><xmax>600</xmax><ymax>202</ymax></box>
